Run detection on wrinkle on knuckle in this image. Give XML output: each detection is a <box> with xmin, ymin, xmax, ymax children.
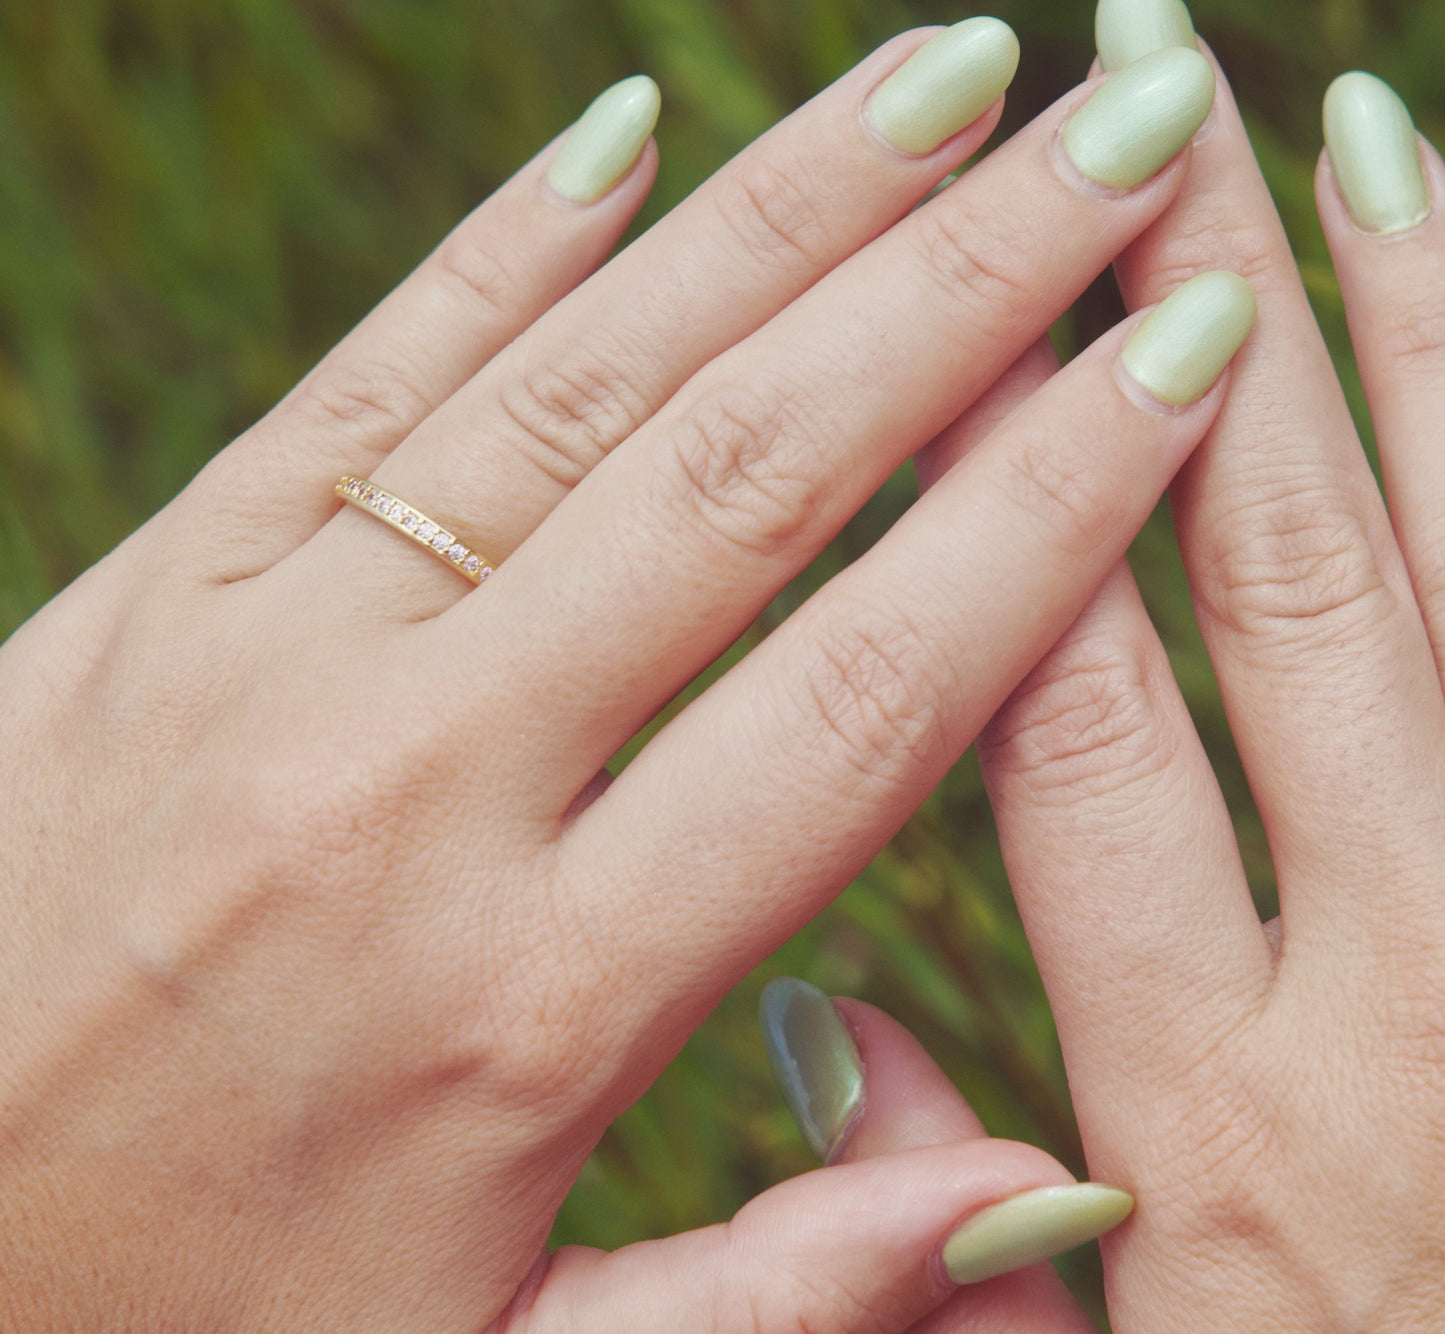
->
<box><xmin>1197</xmin><ymin>488</ymin><xmax>1390</xmax><ymax>642</ymax></box>
<box><xmin>997</xmin><ymin>432</ymin><xmax>1120</xmax><ymax>559</ymax></box>
<box><xmin>797</xmin><ymin>617</ymin><xmax>949</xmax><ymax>797</ymax></box>
<box><xmin>910</xmin><ymin>204</ymin><xmax>1033</xmax><ymax>323</ymax></box>
<box><xmin>433</xmin><ymin>229</ymin><xmax>519</xmax><ymax>324</ymax></box>
<box><xmin>1372</xmin><ymin>293</ymin><xmax>1445</xmax><ymax>378</ymax></box>
<box><xmin>289</xmin><ymin>356</ymin><xmax>434</xmax><ymax>446</ymax></box>
<box><xmin>669</xmin><ymin>385</ymin><xmax>819</xmax><ymax>560</ymax></box>
<box><xmin>982</xmin><ymin>638</ymin><xmax>1174</xmax><ymax>803</ymax></box>
<box><xmin>496</xmin><ymin>351</ymin><xmax>653</xmax><ymax>491</ymax></box>
<box><xmin>714</xmin><ymin>152</ymin><xmax>832</xmax><ymax>273</ymax></box>
<box><xmin>1142</xmin><ymin>215</ymin><xmax>1282</xmax><ymax>297</ymax></box>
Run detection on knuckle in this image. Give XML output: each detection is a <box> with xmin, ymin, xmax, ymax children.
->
<box><xmin>496</xmin><ymin>351</ymin><xmax>653</xmax><ymax>490</ymax></box>
<box><xmin>997</xmin><ymin>432</ymin><xmax>1121</xmax><ymax>559</ymax></box>
<box><xmin>1372</xmin><ymin>291</ymin><xmax>1445</xmax><ymax>377</ymax></box>
<box><xmin>713</xmin><ymin>152</ymin><xmax>832</xmax><ymax>273</ymax></box>
<box><xmin>1142</xmin><ymin>218</ymin><xmax>1281</xmax><ymax>297</ymax></box>
<box><xmin>1197</xmin><ymin>479</ymin><xmax>1390</xmax><ymax>641</ymax></box>
<box><xmin>288</xmin><ymin>355</ymin><xmax>434</xmax><ymax>446</ymax></box>
<box><xmin>433</xmin><ymin>229</ymin><xmax>520</xmax><ymax>323</ymax></box>
<box><xmin>981</xmin><ymin>633</ymin><xmax>1176</xmax><ymax>803</ymax></box>
<box><xmin>797</xmin><ymin>616</ymin><xmax>950</xmax><ymax>796</ymax></box>
<box><xmin>669</xmin><ymin>384</ymin><xmax>820</xmax><ymax>560</ymax></box>
<box><xmin>910</xmin><ymin>205</ymin><xmax>1033</xmax><ymax>321</ymax></box>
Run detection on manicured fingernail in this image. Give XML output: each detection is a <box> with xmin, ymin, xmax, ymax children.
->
<box><xmin>1095</xmin><ymin>0</ymin><xmax>1197</xmax><ymax>73</ymax></box>
<box><xmin>1121</xmin><ymin>269</ymin><xmax>1257</xmax><ymax>407</ymax></box>
<box><xmin>546</xmin><ymin>75</ymin><xmax>662</xmax><ymax>204</ymax></box>
<box><xmin>942</xmin><ymin>1184</ymin><xmax>1134</xmax><ymax>1285</ymax></box>
<box><xmin>1061</xmin><ymin>46</ymin><xmax>1215</xmax><ymax>190</ymax></box>
<box><xmin>866</xmin><ymin>18</ymin><xmax>1021</xmax><ymax>156</ymax></box>
<box><xmin>759</xmin><ymin>977</ymin><xmax>863</xmax><ymax>1162</ymax></box>
<box><xmin>1324</xmin><ymin>71</ymin><xmax>1431</xmax><ymax>235</ymax></box>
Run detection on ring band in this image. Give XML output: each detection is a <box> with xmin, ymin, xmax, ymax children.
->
<box><xmin>335</xmin><ymin>475</ymin><xmax>496</xmax><ymax>585</ymax></box>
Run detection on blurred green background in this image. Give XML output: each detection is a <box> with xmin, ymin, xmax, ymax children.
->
<box><xmin>2</xmin><ymin>0</ymin><xmax>1441</xmax><ymax>1324</ymax></box>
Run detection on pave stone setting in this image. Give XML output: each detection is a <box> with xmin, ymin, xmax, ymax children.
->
<box><xmin>335</xmin><ymin>475</ymin><xmax>495</xmax><ymax>586</ymax></box>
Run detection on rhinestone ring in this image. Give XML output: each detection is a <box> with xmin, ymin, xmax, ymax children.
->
<box><xmin>335</xmin><ymin>475</ymin><xmax>496</xmax><ymax>585</ymax></box>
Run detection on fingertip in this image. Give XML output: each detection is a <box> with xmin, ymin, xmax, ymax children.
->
<box><xmin>829</xmin><ymin>998</ymin><xmax>989</xmax><ymax>1160</ymax></box>
<box><xmin>1116</xmin><ymin>269</ymin><xmax>1257</xmax><ymax>411</ymax></box>
<box><xmin>544</xmin><ymin>74</ymin><xmax>663</xmax><ymax>206</ymax></box>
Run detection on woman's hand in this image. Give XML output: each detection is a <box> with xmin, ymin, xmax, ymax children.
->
<box><xmin>0</xmin><ymin>21</ymin><xmax>1242</xmax><ymax>1330</ymax></box>
<box><xmin>970</xmin><ymin>4</ymin><xmax>1445</xmax><ymax>1327</ymax></box>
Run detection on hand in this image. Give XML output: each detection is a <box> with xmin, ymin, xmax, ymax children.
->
<box><xmin>973</xmin><ymin>7</ymin><xmax>1445</xmax><ymax>1328</ymax></box>
<box><xmin>0</xmin><ymin>21</ymin><xmax>1240</xmax><ymax>1330</ymax></box>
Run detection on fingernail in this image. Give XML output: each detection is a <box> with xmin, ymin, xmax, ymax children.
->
<box><xmin>1095</xmin><ymin>0</ymin><xmax>1197</xmax><ymax>73</ymax></box>
<box><xmin>759</xmin><ymin>977</ymin><xmax>863</xmax><ymax>1162</ymax></box>
<box><xmin>546</xmin><ymin>74</ymin><xmax>662</xmax><ymax>204</ymax></box>
<box><xmin>1324</xmin><ymin>71</ymin><xmax>1431</xmax><ymax>236</ymax></box>
<box><xmin>1061</xmin><ymin>46</ymin><xmax>1215</xmax><ymax>190</ymax></box>
<box><xmin>866</xmin><ymin>18</ymin><xmax>1021</xmax><ymax>156</ymax></box>
<box><xmin>1121</xmin><ymin>269</ymin><xmax>1257</xmax><ymax>407</ymax></box>
<box><xmin>942</xmin><ymin>1184</ymin><xmax>1134</xmax><ymax>1285</ymax></box>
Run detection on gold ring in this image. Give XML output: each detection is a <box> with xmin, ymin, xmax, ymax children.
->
<box><xmin>335</xmin><ymin>475</ymin><xmax>496</xmax><ymax>585</ymax></box>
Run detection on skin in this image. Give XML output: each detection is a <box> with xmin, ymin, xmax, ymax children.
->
<box><xmin>0</xmin><ymin>31</ymin><xmax>1229</xmax><ymax>1334</ymax></box>
<box><xmin>799</xmin><ymin>37</ymin><xmax>1445</xmax><ymax>1334</ymax></box>
<box><xmin>964</xmin><ymin>46</ymin><xmax>1445</xmax><ymax>1333</ymax></box>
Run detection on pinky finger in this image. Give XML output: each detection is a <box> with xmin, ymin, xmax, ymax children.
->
<box><xmin>1317</xmin><ymin>73</ymin><xmax>1445</xmax><ymax>669</ymax></box>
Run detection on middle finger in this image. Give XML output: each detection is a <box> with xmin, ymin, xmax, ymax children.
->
<box><xmin>475</xmin><ymin>49</ymin><xmax>1219</xmax><ymax>793</ymax></box>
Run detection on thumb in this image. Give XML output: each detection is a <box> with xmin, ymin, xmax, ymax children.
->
<box><xmin>762</xmin><ymin>976</ymin><xmax>1123</xmax><ymax>1331</ymax></box>
<box><xmin>496</xmin><ymin>1135</ymin><xmax>1102</xmax><ymax>1333</ymax></box>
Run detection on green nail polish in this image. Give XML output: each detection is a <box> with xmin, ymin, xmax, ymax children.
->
<box><xmin>1061</xmin><ymin>46</ymin><xmax>1215</xmax><ymax>190</ymax></box>
<box><xmin>759</xmin><ymin>978</ymin><xmax>863</xmax><ymax>1162</ymax></box>
<box><xmin>866</xmin><ymin>18</ymin><xmax>1020</xmax><ymax>156</ymax></box>
<box><xmin>1095</xmin><ymin>0</ymin><xmax>1197</xmax><ymax>74</ymax></box>
<box><xmin>942</xmin><ymin>1184</ymin><xmax>1134</xmax><ymax>1285</ymax></box>
<box><xmin>1121</xmin><ymin>269</ymin><xmax>1256</xmax><ymax>407</ymax></box>
<box><xmin>1324</xmin><ymin>71</ymin><xmax>1431</xmax><ymax>236</ymax></box>
<box><xmin>546</xmin><ymin>75</ymin><xmax>661</xmax><ymax>204</ymax></box>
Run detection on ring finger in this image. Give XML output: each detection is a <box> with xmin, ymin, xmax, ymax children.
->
<box><xmin>305</xmin><ymin>21</ymin><xmax>1023</xmax><ymax>610</ymax></box>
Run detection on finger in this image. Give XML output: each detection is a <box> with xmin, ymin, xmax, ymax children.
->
<box><xmin>1114</xmin><ymin>46</ymin><xmax>1445</xmax><ymax>947</ymax></box>
<box><xmin>502</xmin><ymin>1138</ymin><xmax>1124</xmax><ymax>1333</ymax></box>
<box><xmin>1317</xmin><ymin>75</ymin><xmax>1445</xmax><ymax>673</ymax></box>
<box><xmin>307</xmin><ymin>22</ymin><xmax>1021</xmax><ymax>608</ymax></box>
<box><xmin>181</xmin><ymin>77</ymin><xmax>661</xmax><ymax>576</ymax></box>
<box><xmin>473</xmin><ymin>49</ymin><xmax>1219</xmax><ymax>794</ymax></box>
<box><xmin>834</xmin><ymin>1001</ymin><xmax>1103</xmax><ymax>1334</ymax></box>
<box><xmin>567</xmin><ymin>274</ymin><xmax>1254</xmax><ymax>1016</ymax></box>
<box><xmin>916</xmin><ymin>336</ymin><xmax>1061</xmax><ymax>491</ymax></box>
<box><xmin>758</xmin><ymin>978</ymin><xmax>986</xmax><ymax>1165</ymax></box>
<box><xmin>923</xmin><ymin>314</ymin><xmax>1268</xmax><ymax>1089</ymax></box>
<box><xmin>978</xmin><ymin>563</ymin><xmax>1271</xmax><ymax>1106</ymax></box>
<box><xmin>757</xmin><ymin>979</ymin><xmax>1105</xmax><ymax>1334</ymax></box>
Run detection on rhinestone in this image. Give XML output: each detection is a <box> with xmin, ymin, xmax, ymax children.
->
<box><xmin>401</xmin><ymin>513</ymin><xmax>419</xmax><ymax>531</ymax></box>
<box><xmin>477</xmin><ymin>566</ymin><xmax>492</xmax><ymax>582</ymax></box>
<box><xmin>446</xmin><ymin>543</ymin><xmax>466</xmax><ymax>561</ymax></box>
<box><xmin>387</xmin><ymin>500</ymin><xmax>405</xmax><ymax>518</ymax></box>
<box><xmin>462</xmin><ymin>555</ymin><xmax>481</xmax><ymax>574</ymax></box>
<box><xmin>430</xmin><ymin>531</ymin><xmax>450</xmax><ymax>551</ymax></box>
<box><xmin>417</xmin><ymin>522</ymin><xmax>438</xmax><ymax>541</ymax></box>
